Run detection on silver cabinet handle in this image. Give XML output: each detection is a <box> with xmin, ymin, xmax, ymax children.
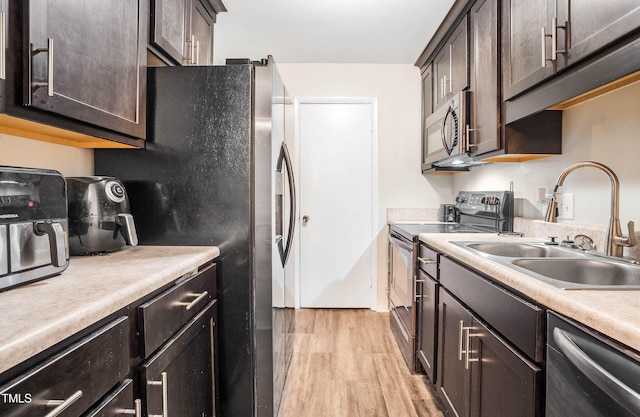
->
<box><xmin>185</xmin><ymin>291</ymin><xmax>209</xmax><ymax>310</ymax></box>
<box><xmin>191</xmin><ymin>35</ymin><xmax>196</xmax><ymax>65</ymax></box>
<box><xmin>28</xmin><ymin>38</ymin><xmax>55</xmax><ymax>104</ymax></box>
<box><xmin>148</xmin><ymin>372</ymin><xmax>169</xmax><ymax>417</ymax></box>
<box><xmin>464</xmin><ymin>326</ymin><xmax>480</xmax><ymax>369</ymax></box>
<box><xmin>551</xmin><ymin>17</ymin><xmax>566</xmax><ymax>61</ymax></box>
<box><xmin>542</xmin><ymin>18</ymin><xmax>567</xmax><ymax>67</ymax></box>
<box><xmin>458</xmin><ymin>320</ymin><xmax>465</xmax><ymax>360</ymax></box>
<box><xmin>418</xmin><ymin>257</ymin><xmax>436</xmax><ymax>265</ymax></box>
<box><xmin>466</xmin><ymin>124</ymin><xmax>477</xmax><ymax>151</ymax></box>
<box><xmin>122</xmin><ymin>399</ymin><xmax>142</xmax><ymax>416</ymax></box>
<box><xmin>195</xmin><ymin>40</ymin><xmax>200</xmax><ymax>65</ymax></box>
<box><xmin>44</xmin><ymin>390</ymin><xmax>83</xmax><ymax>417</ymax></box>
<box><xmin>541</xmin><ymin>27</ymin><xmax>551</xmax><ymax>67</ymax></box>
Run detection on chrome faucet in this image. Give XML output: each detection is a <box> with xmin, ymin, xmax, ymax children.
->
<box><xmin>545</xmin><ymin>161</ymin><xmax>636</xmax><ymax>257</ymax></box>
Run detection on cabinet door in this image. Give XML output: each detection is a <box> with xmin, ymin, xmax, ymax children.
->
<box><xmin>421</xmin><ymin>64</ymin><xmax>434</xmax><ymax>171</ymax></box>
<box><xmin>151</xmin><ymin>0</ymin><xmax>189</xmax><ymax>64</ymax></box>
<box><xmin>437</xmin><ymin>289</ymin><xmax>472</xmax><ymax>417</ymax></box>
<box><xmin>433</xmin><ymin>46</ymin><xmax>451</xmax><ymax>109</ymax></box>
<box><xmin>26</xmin><ymin>0</ymin><xmax>146</xmax><ymax>138</ymax></box>
<box><xmin>142</xmin><ymin>300</ymin><xmax>217</xmax><ymax>417</ymax></box>
<box><xmin>469</xmin><ymin>318</ymin><xmax>541</xmax><ymax>417</ymax></box>
<box><xmin>449</xmin><ymin>17</ymin><xmax>469</xmax><ymax>97</ymax></box>
<box><xmin>190</xmin><ymin>0</ymin><xmax>215</xmax><ymax>65</ymax></box>
<box><xmin>418</xmin><ymin>271</ymin><xmax>438</xmax><ymax>383</ymax></box>
<box><xmin>502</xmin><ymin>0</ymin><xmax>555</xmax><ymax>99</ymax></box>
<box><xmin>433</xmin><ymin>17</ymin><xmax>469</xmax><ymax>111</ymax></box>
<box><xmin>422</xmin><ymin>64</ymin><xmax>433</xmax><ymax>118</ymax></box>
<box><xmin>469</xmin><ymin>0</ymin><xmax>500</xmax><ymax>156</ymax></box>
<box><xmin>558</xmin><ymin>0</ymin><xmax>640</xmax><ymax>68</ymax></box>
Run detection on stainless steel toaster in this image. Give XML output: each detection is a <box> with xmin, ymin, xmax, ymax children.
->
<box><xmin>0</xmin><ymin>166</ymin><xmax>69</xmax><ymax>291</ymax></box>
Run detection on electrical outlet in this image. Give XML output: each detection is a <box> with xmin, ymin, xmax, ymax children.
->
<box><xmin>556</xmin><ymin>193</ymin><xmax>574</xmax><ymax>219</ymax></box>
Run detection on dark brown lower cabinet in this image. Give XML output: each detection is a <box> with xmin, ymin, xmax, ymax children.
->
<box><xmin>437</xmin><ymin>289</ymin><xmax>542</xmax><ymax>417</ymax></box>
<box><xmin>141</xmin><ymin>300</ymin><xmax>218</xmax><ymax>417</ymax></box>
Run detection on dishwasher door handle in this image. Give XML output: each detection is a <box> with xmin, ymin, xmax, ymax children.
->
<box><xmin>554</xmin><ymin>327</ymin><xmax>640</xmax><ymax>415</ymax></box>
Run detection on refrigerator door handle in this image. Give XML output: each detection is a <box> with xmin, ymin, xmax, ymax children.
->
<box><xmin>276</xmin><ymin>142</ymin><xmax>296</xmax><ymax>267</ymax></box>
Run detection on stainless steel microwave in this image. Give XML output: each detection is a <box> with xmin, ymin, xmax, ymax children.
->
<box><xmin>422</xmin><ymin>91</ymin><xmax>469</xmax><ymax>169</ymax></box>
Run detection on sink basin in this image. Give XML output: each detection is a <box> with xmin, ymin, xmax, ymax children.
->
<box><xmin>511</xmin><ymin>258</ymin><xmax>640</xmax><ymax>289</ymax></box>
<box><xmin>465</xmin><ymin>242</ymin><xmax>582</xmax><ymax>258</ymax></box>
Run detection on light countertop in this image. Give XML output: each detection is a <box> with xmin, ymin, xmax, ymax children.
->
<box><xmin>0</xmin><ymin>245</ymin><xmax>220</xmax><ymax>375</ymax></box>
<box><xmin>420</xmin><ymin>233</ymin><xmax>640</xmax><ymax>352</ymax></box>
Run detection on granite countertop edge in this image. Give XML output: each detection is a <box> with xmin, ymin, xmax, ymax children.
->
<box><xmin>0</xmin><ymin>245</ymin><xmax>220</xmax><ymax>375</ymax></box>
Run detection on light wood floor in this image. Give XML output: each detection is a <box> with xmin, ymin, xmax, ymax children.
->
<box><xmin>277</xmin><ymin>309</ymin><xmax>445</xmax><ymax>417</ymax></box>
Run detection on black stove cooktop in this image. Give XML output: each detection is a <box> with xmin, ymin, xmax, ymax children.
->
<box><xmin>390</xmin><ymin>222</ymin><xmax>490</xmax><ymax>242</ymax></box>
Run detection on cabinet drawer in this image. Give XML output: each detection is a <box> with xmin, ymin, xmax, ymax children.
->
<box><xmin>440</xmin><ymin>257</ymin><xmax>544</xmax><ymax>362</ymax></box>
<box><xmin>84</xmin><ymin>379</ymin><xmax>139</xmax><ymax>417</ymax></box>
<box><xmin>0</xmin><ymin>317</ymin><xmax>129</xmax><ymax>417</ymax></box>
<box><xmin>139</xmin><ymin>263</ymin><xmax>216</xmax><ymax>357</ymax></box>
<box><xmin>418</xmin><ymin>244</ymin><xmax>439</xmax><ymax>278</ymax></box>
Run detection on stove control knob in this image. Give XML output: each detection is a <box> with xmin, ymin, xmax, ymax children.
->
<box><xmin>455</xmin><ymin>195</ymin><xmax>466</xmax><ymax>203</ymax></box>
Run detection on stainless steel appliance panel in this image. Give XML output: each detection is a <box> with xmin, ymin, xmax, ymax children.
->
<box><xmin>389</xmin><ymin>232</ymin><xmax>420</xmax><ymax>372</ymax></box>
<box><xmin>95</xmin><ymin>58</ymin><xmax>291</xmax><ymax>417</ymax></box>
<box><xmin>547</xmin><ymin>312</ymin><xmax>640</xmax><ymax>417</ymax></box>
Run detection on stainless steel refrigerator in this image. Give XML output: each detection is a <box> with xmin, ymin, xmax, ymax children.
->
<box><xmin>95</xmin><ymin>57</ymin><xmax>296</xmax><ymax>417</ymax></box>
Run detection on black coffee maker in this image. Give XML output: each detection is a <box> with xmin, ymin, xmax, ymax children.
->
<box><xmin>67</xmin><ymin>176</ymin><xmax>138</xmax><ymax>255</ymax></box>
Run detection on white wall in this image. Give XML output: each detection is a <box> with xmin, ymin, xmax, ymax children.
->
<box><xmin>451</xmin><ymin>80</ymin><xmax>640</xmax><ymax>229</ymax></box>
<box><xmin>278</xmin><ymin>63</ymin><xmax>449</xmax><ymax>310</ymax></box>
<box><xmin>0</xmin><ymin>134</ymin><xmax>93</xmax><ymax>176</ymax></box>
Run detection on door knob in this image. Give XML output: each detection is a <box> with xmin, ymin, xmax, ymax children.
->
<box><xmin>302</xmin><ymin>215</ymin><xmax>310</xmax><ymax>224</ymax></box>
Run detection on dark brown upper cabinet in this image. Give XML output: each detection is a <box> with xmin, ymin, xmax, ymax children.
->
<box><xmin>151</xmin><ymin>0</ymin><xmax>226</xmax><ymax>66</ymax></box>
<box><xmin>468</xmin><ymin>0</ymin><xmax>500</xmax><ymax>156</ymax></box>
<box><xmin>433</xmin><ymin>16</ymin><xmax>469</xmax><ymax>110</ymax></box>
<box><xmin>24</xmin><ymin>0</ymin><xmax>147</xmax><ymax>141</ymax></box>
<box><xmin>503</xmin><ymin>0</ymin><xmax>640</xmax><ymax>100</ymax></box>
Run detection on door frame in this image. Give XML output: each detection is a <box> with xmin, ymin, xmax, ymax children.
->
<box><xmin>293</xmin><ymin>97</ymin><xmax>379</xmax><ymax>310</ymax></box>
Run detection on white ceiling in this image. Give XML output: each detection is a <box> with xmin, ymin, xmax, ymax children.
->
<box><xmin>213</xmin><ymin>0</ymin><xmax>456</xmax><ymax>65</ymax></box>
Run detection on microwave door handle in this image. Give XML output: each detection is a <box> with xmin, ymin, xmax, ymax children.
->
<box><xmin>441</xmin><ymin>105</ymin><xmax>455</xmax><ymax>155</ymax></box>
<box><xmin>553</xmin><ymin>328</ymin><xmax>640</xmax><ymax>415</ymax></box>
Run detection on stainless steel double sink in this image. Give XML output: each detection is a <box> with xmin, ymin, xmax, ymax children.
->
<box><xmin>454</xmin><ymin>241</ymin><xmax>640</xmax><ymax>290</ymax></box>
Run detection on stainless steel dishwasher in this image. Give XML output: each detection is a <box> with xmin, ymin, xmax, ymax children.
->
<box><xmin>547</xmin><ymin>312</ymin><xmax>640</xmax><ymax>417</ymax></box>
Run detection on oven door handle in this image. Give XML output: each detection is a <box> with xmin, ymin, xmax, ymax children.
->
<box><xmin>554</xmin><ymin>327</ymin><xmax>640</xmax><ymax>415</ymax></box>
<box><xmin>389</xmin><ymin>235</ymin><xmax>413</xmax><ymax>253</ymax></box>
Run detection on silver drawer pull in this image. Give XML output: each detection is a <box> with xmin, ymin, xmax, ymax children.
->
<box><xmin>44</xmin><ymin>390</ymin><xmax>83</xmax><ymax>417</ymax></box>
<box><xmin>184</xmin><ymin>291</ymin><xmax>209</xmax><ymax>310</ymax></box>
<box><xmin>121</xmin><ymin>399</ymin><xmax>142</xmax><ymax>416</ymax></box>
<box><xmin>418</xmin><ymin>257</ymin><xmax>436</xmax><ymax>265</ymax></box>
<box><xmin>148</xmin><ymin>372</ymin><xmax>169</xmax><ymax>417</ymax></box>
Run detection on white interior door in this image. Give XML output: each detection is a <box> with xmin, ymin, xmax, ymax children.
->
<box><xmin>298</xmin><ymin>100</ymin><xmax>376</xmax><ymax>308</ymax></box>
